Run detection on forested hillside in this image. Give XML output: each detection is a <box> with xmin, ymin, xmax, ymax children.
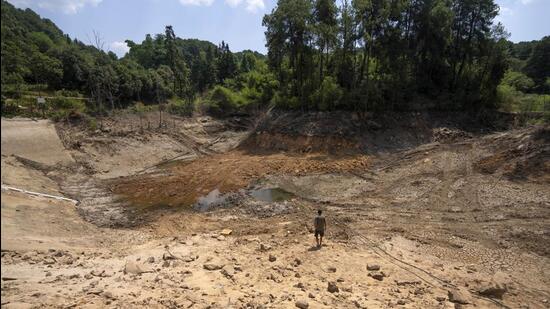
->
<box><xmin>1</xmin><ymin>0</ymin><xmax>548</xmax><ymax>118</ymax></box>
<box><xmin>263</xmin><ymin>0</ymin><xmax>548</xmax><ymax>112</ymax></box>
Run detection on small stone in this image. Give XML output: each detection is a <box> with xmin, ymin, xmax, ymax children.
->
<box><xmin>366</xmin><ymin>264</ymin><xmax>380</xmax><ymax>271</ymax></box>
<box><xmin>368</xmin><ymin>271</ymin><xmax>385</xmax><ymax>281</ymax></box>
<box><xmin>217</xmin><ymin>235</ymin><xmax>226</xmax><ymax>241</ymax></box>
<box><xmin>448</xmin><ymin>288</ymin><xmax>472</xmax><ymax>304</ymax></box>
<box><xmin>295</xmin><ymin>300</ymin><xmax>309</xmax><ymax>308</ymax></box>
<box><xmin>397</xmin><ymin>300</ymin><xmax>406</xmax><ymax>305</ymax></box>
<box><xmin>269</xmin><ymin>255</ymin><xmax>277</xmax><ymax>262</ymax></box>
<box><xmin>308</xmin><ymin>293</ymin><xmax>315</xmax><ymax>299</ymax></box>
<box><xmin>260</xmin><ymin>243</ymin><xmax>272</xmax><ymax>251</ymax></box>
<box><xmin>162</xmin><ymin>261</ymin><xmax>171</xmax><ymax>268</ymax></box>
<box><xmin>203</xmin><ymin>263</ymin><xmax>224</xmax><ymax>271</ymax></box>
<box><xmin>327</xmin><ymin>266</ymin><xmax>337</xmax><ymax>273</ymax></box>
<box><xmin>478</xmin><ymin>282</ymin><xmax>507</xmax><ymax>299</ymax></box>
<box><xmin>124</xmin><ymin>261</ymin><xmax>151</xmax><ymax>275</ymax></box>
<box><xmin>327</xmin><ymin>282</ymin><xmax>339</xmax><ymax>293</ymax></box>
<box><xmin>220</xmin><ymin>229</ymin><xmax>232</xmax><ymax>236</ymax></box>
<box><xmin>147</xmin><ymin>257</ymin><xmax>155</xmax><ymax>263</ymax></box>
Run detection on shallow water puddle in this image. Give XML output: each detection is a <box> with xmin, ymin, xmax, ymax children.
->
<box><xmin>249</xmin><ymin>187</ymin><xmax>294</xmax><ymax>202</ymax></box>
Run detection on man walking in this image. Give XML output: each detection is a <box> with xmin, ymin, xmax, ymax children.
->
<box><xmin>314</xmin><ymin>209</ymin><xmax>326</xmax><ymax>248</ymax></box>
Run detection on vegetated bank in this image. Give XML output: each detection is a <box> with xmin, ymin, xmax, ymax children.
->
<box><xmin>1</xmin><ymin>0</ymin><xmax>549</xmax><ymax>127</ymax></box>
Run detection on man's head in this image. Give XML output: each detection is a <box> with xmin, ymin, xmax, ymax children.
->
<box><xmin>318</xmin><ymin>209</ymin><xmax>322</xmax><ymax>215</ymax></box>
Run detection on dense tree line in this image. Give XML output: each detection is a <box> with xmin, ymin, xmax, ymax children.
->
<box><xmin>262</xmin><ymin>0</ymin><xmax>519</xmax><ymax>111</ymax></box>
<box><xmin>1</xmin><ymin>0</ymin><xmax>548</xmax><ymax>116</ymax></box>
<box><xmin>1</xmin><ymin>0</ymin><xmax>264</xmax><ymax>114</ymax></box>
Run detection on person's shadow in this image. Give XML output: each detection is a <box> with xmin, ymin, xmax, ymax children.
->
<box><xmin>308</xmin><ymin>245</ymin><xmax>321</xmax><ymax>251</ymax></box>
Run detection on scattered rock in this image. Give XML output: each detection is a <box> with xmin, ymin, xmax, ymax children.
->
<box><xmin>124</xmin><ymin>261</ymin><xmax>152</xmax><ymax>275</ymax></box>
<box><xmin>448</xmin><ymin>288</ymin><xmax>472</xmax><ymax>304</ymax></box>
<box><xmin>220</xmin><ymin>229</ymin><xmax>232</xmax><ymax>236</ymax></box>
<box><xmin>327</xmin><ymin>266</ymin><xmax>337</xmax><ymax>273</ymax></box>
<box><xmin>203</xmin><ymin>263</ymin><xmax>224</xmax><ymax>271</ymax></box>
<box><xmin>366</xmin><ymin>264</ymin><xmax>380</xmax><ymax>271</ymax></box>
<box><xmin>147</xmin><ymin>256</ymin><xmax>155</xmax><ymax>263</ymax></box>
<box><xmin>269</xmin><ymin>255</ymin><xmax>277</xmax><ymax>262</ymax></box>
<box><xmin>87</xmin><ymin>288</ymin><xmax>103</xmax><ymax>295</ymax></box>
<box><xmin>368</xmin><ymin>271</ymin><xmax>385</xmax><ymax>281</ymax></box>
<box><xmin>395</xmin><ymin>278</ymin><xmax>421</xmax><ymax>286</ymax></box>
<box><xmin>260</xmin><ymin>243</ymin><xmax>272</xmax><ymax>251</ymax></box>
<box><xmin>217</xmin><ymin>235</ymin><xmax>226</xmax><ymax>241</ymax></box>
<box><xmin>477</xmin><ymin>282</ymin><xmax>507</xmax><ymax>299</ymax></box>
<box><xmin>295</xmin><ymin>300</ymin><xmax>309</xmax><ymax>308</ymax></box>
<box><xmin>327</xmin><ymin>282</ymin><xmax>339</xmax><ymax>293</ymax></box>
<box><xmin>308</xmin><ymin>293</ymin><xmax>315</xmax><ymax>299</ymax></box>
<box><xmin>162</xmin><ymin>261</ymin><xmax>171</xmax><ymax>268</ymax></box>
<box><xmin>182</xmin><ymin>255</ymin><xmax>196</xmax><ymax>262</ymax></box>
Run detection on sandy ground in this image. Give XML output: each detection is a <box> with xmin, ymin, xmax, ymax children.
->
<box><xmin>1</xmin><ymin>116</ymin><xmax>549</xmax><ymax>309</ymax></box>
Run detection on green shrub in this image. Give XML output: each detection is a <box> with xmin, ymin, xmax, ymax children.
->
<box><xmin>501</xmin><ymin>70</ymin><xmax>535</xmax><ymax>92</ymax></box>
<box><xmin>167</xmin><ymin>98</ymin><xmax>194</xmax><ymax>117</ymax></box>
<box><xmin>204</xmin><ymin>86</ymin><xmax>245</xmax><ymax>115</ymax></box>
<box><xmin>55</xmin><ymin>89</ymin><xmax>82</xmax><ymax>97</ymax></box>
<box><xmin>87</xmin><ymin>118</ymin><xmax>98</xmax><ymax>130</ymax></box>
<box><xmin>49</xmin><ymin>97</ymin><xmax>86</xmax><ymax>111</ymax></box>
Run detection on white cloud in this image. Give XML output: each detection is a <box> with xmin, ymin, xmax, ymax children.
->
<box><xmin>225</xmin><ymin>0</ymin><xmax>242</xmax><ymax>7</ymax></box>
<box><xmin>223</xmin><ymin>0</ymin><xmax>264</xmax><ymax>12</ymax></box>
<box><xmin>9</xmin><ymin>0</ymin><xmax>102</xmax><ymax>14</ymax></box>
<box><xmin>245</xmin><ymin>0</ymin><xmax>264</xmax><ymax>12</ymax></box>
<box><xmin>179</xmin><ymin>0</ymin><xmax>214</xmax><ymax>6</ymax></box>
<box><xmin>109</xmin><ymin>41</ymin><xmax>130</xmax><ymax>57</ymax></box>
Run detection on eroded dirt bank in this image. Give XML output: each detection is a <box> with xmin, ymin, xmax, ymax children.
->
<box><xmin>1</xmin><ymin>112</ymin><xmax>549</xmax><ymax>308</ymax></box>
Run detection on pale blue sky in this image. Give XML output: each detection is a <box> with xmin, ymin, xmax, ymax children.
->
<box><xmin>8</xmin><ymin>0</ymin><xmax>550</xmax><ymax>57</ymax></box>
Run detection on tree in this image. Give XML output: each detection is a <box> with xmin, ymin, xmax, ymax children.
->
<box><xmin>165</xmin><ymin>25</ymin><xmax>192</xmax><ymax>100</ymax></box>
<box><xmin>217</xmin><ymin>41</ymin><xmax>238</xmax><ymax>82</ymax></box>
<box><xmin>30</xmin><ymin>52</ymin><xmax>63</xmax><ymax>89</ymax></box>
<box><xmin>524</xmin><ymin>36</ymin><xmax>550</xmax><ymax>93</ymax></box>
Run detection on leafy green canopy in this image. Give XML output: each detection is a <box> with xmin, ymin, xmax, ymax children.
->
<box><xmin>262</xmin><ymin>0</ymin><xmax>518</xmax><ymax>111</ymax></box>
<box><xmin>1</xmin><ymin>0</ymin><xmax>265</xmax><ymax>114</ymax></box>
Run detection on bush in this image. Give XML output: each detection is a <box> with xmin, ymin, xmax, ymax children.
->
<box><xmin>55</xmin><ymin>89</ymin><xmax>82</xmax><ymax>97</ymax></box>
<box><xmin>501</xmin><ymin>70</ymin><xmax>535</xmax><ymax>92</ymax></box>
<box><xmin>167</xmin><ymin>98</ymin><xmax>194</xmax><ymax>117</ymax></box>
<box><xmin>497</xmin><ymin>84</ymin><xmax>550</xmax><ymax>113</ymax></box>
<box><xmin>49</xmin><ymin>97</ymin><xmax>86</xmax><ymax>111</ymax></box>
<box><xmin>204</xmin><ymin>86</ymin><xmax>245</xmax><ymax>116</ymax></box>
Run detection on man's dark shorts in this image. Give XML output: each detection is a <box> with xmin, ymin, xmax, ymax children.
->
<box><xmin>315</xmin><ymin>230</ymin><xmax>324</xmax><ymax>237</ymax></box>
